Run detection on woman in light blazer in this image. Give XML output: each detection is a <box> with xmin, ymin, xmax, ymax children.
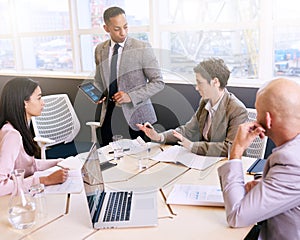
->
<box><xmin>138</xmin><ymin>58</ymin><xmax>248</xmax><ymax>157</ymax></box>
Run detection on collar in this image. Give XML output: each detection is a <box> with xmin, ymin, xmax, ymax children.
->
<box><xmin>110</xmin><ymin>39</ymin><xmax>126</xmax><ymax>48</ymax></box>
<box><xmin>272</xmin><ymin>133</ymin><xmax>300</xmax><ymax>153</ymax></box>
<box><xmin>205</xmin><ymin>91</ymin><xmax>225</xmax><ymax>115</ymax></box>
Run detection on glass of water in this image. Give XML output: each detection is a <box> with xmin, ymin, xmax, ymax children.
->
<box><xmin>8</xmin><ymin>169</ymin><xmax>36</xmax><ymax>229</ymax></box>
<box><xmin>111</xmin><ymin>135</ymin><xmax>123</xmax><ymax>160</ymax></box>
<box><xmin>30</xmin><ymin>183</ymin><xmax>47</xmax><ymax>221</ymax></box>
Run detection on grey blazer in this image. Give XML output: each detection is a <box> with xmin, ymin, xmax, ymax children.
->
<box><xmin>94</xmin><ymin>37</ymin><xmax>164</xmax><ymax>130</ymax></box>
<box><xmin>162</xmin><ymin>89</ymin><xmax>248</xmax><ymax>157</ymax></box>
<box><xmin>218</xmin><ymin>134</ymin><xmax>300</xmax><ymax>240</ymax></box>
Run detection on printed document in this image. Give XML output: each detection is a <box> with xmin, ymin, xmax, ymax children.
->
<box><xmin>34</xmin><ymin>167</ymin><xmax>83</xmax><ymax>194</ymax></box>
<box><xmin>101</xmin><ymin>137</ymin><xmax>160</xmax><ymax>159</ymax></box>
<box><xmin>152</xmin><ymin>145</ymin><xmax>221</xmax><ymax>170</ymax></box>
<box><xmin>57</xmin><ymin>156</ymin><xmax>84</xmax><ymax>169</ymax></box>
<box><xmin>166</xmin><ymin>184</ymin><xmax>224</xmax><ymax>207</ymax></box>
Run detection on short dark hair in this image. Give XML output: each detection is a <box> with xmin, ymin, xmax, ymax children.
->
<box><xmin>193</xmin><ymin>58</ymin><xmax>230</xmax><ymax>89</ymax></box>
<box><xmin>0</xmin><ymin>77</ymin><xmax>40</xmax><ymax>156</ymax></box>
<box><xmin>103</xmin><ymin>6</ymin><xmax>125</xmax><ymax>24</ymax></box>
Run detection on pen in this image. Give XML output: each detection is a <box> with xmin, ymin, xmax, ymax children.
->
<box><xmin>65</xmin><ymin>193</ymin><xmax>71</xmax><ymax>214</ymax></box>
<box><xmin>56</xmin><ymin>165</ymin><xmax>70</xmax><ymax>170</ymax></box>
<box><xmin>109</xmin><ymin>148</ymin><xmax>130</xmax><ymax>154</ymax></box>
<box><xmin>144</xmin><ymin>122</ymin><xmax>153</xmax><ymax>129</ymax></box>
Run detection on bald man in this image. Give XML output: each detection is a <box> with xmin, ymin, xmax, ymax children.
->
<box><xmin>218</xmin><ymin>78</ymin><xmax>300</xmax><ymax>240</ymax></box>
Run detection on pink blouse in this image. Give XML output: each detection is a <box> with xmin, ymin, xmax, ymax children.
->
<box><xmin>0</xmin><ymin>123</ymin><xmax>59</xmax><ymax>196</ymax></box>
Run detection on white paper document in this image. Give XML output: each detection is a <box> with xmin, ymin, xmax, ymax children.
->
<box><xmin>57</xmin><ymin>156</ymin><xmax>84</xmax><ymax>170</ymax></box>
<box><xmin>166</xmin><ymin>184</ymin><xmax>224</xmax><ymax>207</ymax></box>
<box><xmin>34</xmin><ymin>168</ymin><xmax>83</xmax><ymax>194</ymax></box>
<box><xmin>151</xmin><ymin>145</ymin><xmax>221</xmax><ymax>170</ymax></box>
<box><xmin>101</xmin><ymin>137</ymin><xmax>159</xmax><ymax>159</ymax></box>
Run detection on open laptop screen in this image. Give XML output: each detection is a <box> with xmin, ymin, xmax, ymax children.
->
<box><xmin>81</xmin><ymin>144</ymin><xmax>106</xmax><ymax>222</ymax></box>
<box><xmin>82</xmin><ymin>143</ymin><xmax>104</xmax><ymax>187</ymax></box>
<box><xmin>81</xmin><ymin>143</ymin><xmax>158</xmax><ymax>229</ymax></box>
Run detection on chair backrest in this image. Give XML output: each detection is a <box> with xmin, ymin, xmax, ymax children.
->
<box><xmin>32</xmin><ymin>94</ymin><xmax>80</xmax><ymax>147</ymax></box>
<box><xmin>245</xmin><ymin>108</ymin><xmax>268</xmax><ymax>159</ymax></box>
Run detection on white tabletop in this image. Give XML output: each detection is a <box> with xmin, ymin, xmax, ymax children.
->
<box><xmin>0</xmin><ymin>145</ymin><xmax>255</xmax><ymax>240</ymax></box>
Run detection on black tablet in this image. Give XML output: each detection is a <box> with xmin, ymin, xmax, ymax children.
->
<box><xmin>78</xmin><ymin>82</ymin><xmax>102</xmax><ymax>103</ymax></box>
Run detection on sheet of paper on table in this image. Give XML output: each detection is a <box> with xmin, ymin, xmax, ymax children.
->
<box><xmin>101</xmin><ymin>137</ymin><xmax>160</xmax><ymax>159</ymax></box>
<box><xmin>151</xmin><ymin>145</ymin><xmax>222</xmax><ymax>170</ymax></box>
<box><xmin>34</xmin><ymin>167</ymin><xmax>83</xmax><ymax>194</ymax></box>
<box><xmin>167</xmin><ymin>184</ymin><xmax>224</xmax><ymax>207</ymax></box>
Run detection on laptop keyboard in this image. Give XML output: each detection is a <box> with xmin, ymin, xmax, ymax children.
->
<box><xmin>103</xmin><ymin>191</ymin><xmax>133</xmax><ymax>222</ymax></box>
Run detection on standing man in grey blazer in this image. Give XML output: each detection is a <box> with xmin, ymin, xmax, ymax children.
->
<box><xmin>218</xmin><ymin>78</ymin><xmax>300</xmax><ymax>239</ymax></box>
<box><xmin>94</xmin><ymin>6</ymin><xmax>164</xmax><ymax>145</ymax></box>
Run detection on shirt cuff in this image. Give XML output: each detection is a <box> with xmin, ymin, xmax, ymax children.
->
<box><xmin>33</xmin><ymin>172</ymin><xmax>41</xmax><ymax>185</ymax></box>
<box><xmin>187</xmin><ymin>142</ymin><xmax>193</xmax><ymax>151</ymax></box>
<box><xmin>227</xmin><ymin>159</ymin><xmax>242</xmax><ymax>163</ymax></box>
<box><xmin>158</xmin><ymin>133</ymin><xmax>165</xmax><ymax>143</ymax></box>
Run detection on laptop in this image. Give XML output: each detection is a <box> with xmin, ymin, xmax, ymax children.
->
<box><xmin>82</xmin><ymin>143</ymin><xmax>158</xmax><ymax>229</ymax></box>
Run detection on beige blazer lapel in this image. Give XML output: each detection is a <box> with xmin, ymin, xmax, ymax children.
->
<box><xmin>208</xmin><ymin>91</ymin><xmax>230</xmax><ymax>140</ymax></box>
<box><xmin>197</xmin><ymin>101</ymin><xmax>208</xmax><ymax>141</ymax></box>
<box><xmin>100</xmin><ymin>42</ymin><xmax>110</xmax><ymax>90</ymax></box>
<box><xmin>99</xmin><ymin>41</ymin><xmax>112</xmax><ymax>127</ymax></box>
<box><xmin>208</xmin><ymin>108</ymin><xmax>226</xmax><ymax>140</ymax></box>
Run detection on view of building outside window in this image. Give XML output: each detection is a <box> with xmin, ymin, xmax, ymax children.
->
<box><xmin>273</xmin><ymin>0</ymin><xmax>300</xmax><ymax>78</ymax></box>
<box><xmin>0</xmin><ymin>0</ymin><xmax>13</xmax><ymax>69</ymax></box>
<box><xmin>77</xmin><ymin>0</ymin><xmax>149</xmax><ymax>72</ymax></box>
<box><xmin>0</xmin><ymin>0</ymin><xmax>300</xmax><ymax>83</ymax></box>
<box><xmin>158</xmin><ymin>0</ymin><xmax>259</xmax><ymax>79</ymax></box>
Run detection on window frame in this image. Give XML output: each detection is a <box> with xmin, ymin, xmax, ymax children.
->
<box><xmin>1</xmin><ymin>0</ymin><xmax>299</xmax><ymax>88</ymax></box>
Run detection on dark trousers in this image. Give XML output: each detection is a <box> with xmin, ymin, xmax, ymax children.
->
<box><xmin>129</xmin><ymin>126</ymin><xmax>146</xmax><ymax>141</ymax></box>
<box><xmin>96</xmin><ymin>101</ymin><xmax>147</xmax><ymax>146</ymax></box>
<box><xmin>243</xmin><ymin>224</ymin><xmax>261</xmax><ymax>240</ymax></box>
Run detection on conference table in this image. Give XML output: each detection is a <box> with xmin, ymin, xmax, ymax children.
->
<box><xmin>0</xmin><ymin>144</ymin><xmax>255</xmax><ymax>240</ymax></box>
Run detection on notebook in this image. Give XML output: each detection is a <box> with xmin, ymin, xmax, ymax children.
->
<box><xmin>82</xmin><ymin>143</ymin><xmax>158</xmax><ymax>229</ymax></box>
<box><xmin>246</xmin><ymin>158</ymin><xmax>266</xmax><ymax>175</ymax></box>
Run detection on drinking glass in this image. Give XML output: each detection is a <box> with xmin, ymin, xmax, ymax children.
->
<box><xmin>111</xmin><ymin>135</ymin><xmax>123</xmax><ymax>160</ymax></box>
<box><xmin>8</xmin><ymin>169</ymin><xmax>36</xmax><ymax>229</ymax></box>
<box><xmin>30</xmin><ymin>183</ymin><xmax>47</xmax><ymax>221</ymax></box>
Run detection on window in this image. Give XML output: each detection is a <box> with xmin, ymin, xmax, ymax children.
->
<box><xmin>1</xmin><ymin>0</ymin><xmax>300</xmax><ymax>86</ymax></box>
<box><xmin>76</xmin><ymin>0</ymin><xmax>149</xmax><ymax>72</ymax></box>
<box><xmin>157</xmin><ymin>0</ymin><xmax>260</xmax><ymax>81</ymax></box>
<box><xmin>273</xmin><ymin>0</ymin><xmax>300</xmax><ymax>79</ymax></box>
<box><xmin>0</xmin><ymin>0</ymin><xmax>14</xmax><ymax>69</ymax></box>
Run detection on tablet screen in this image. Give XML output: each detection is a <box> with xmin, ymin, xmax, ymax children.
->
<box><xmin>78</xmin><ymin>82</ymin><xmax>102</xmax><ymax>103</ymax></box>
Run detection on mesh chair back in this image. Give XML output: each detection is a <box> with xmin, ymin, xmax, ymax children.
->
<box><xmin>32</xmin><ymin>94</ymin><xmax>80</xmax><ymax>147</ymax></box>
<box><xmin>245</xmin><ymin>108</ymin><xmax>268</xmax><ymax>159</ymax></box>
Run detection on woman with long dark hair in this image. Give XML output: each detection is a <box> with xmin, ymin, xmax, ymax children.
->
<box><xmin>0</xmin><ymin>77</ymin><xmax>68</xmax><ymax>196</ymax></box>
